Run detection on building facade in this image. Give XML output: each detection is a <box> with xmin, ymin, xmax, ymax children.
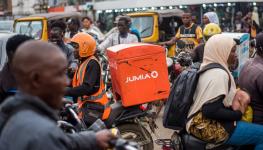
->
<box><xmin>0</xmin><ymin>0</ymin><xmax>12</xmax><ymax>16</ymax></box>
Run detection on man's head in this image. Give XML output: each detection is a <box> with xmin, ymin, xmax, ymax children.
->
<box><xmin>6</xmin><ymin>34</ymin><xmax>33</xmax><ymax>63</ymax></box>
<box><xmin>12</xmin><ymin>41</ymin><xmax>68</xmax><ymax>109</ymax></box>
<box><xmin>67</xmin><ymin>18</ymin><xmax>80</xmax><ymax>32</ymax></box>
<box><xmin>70</xmin><ymin>33</ymin><xmax>96</xmax><ymax>60</ymax></box>
<box><xmin>256</xmin><ymin>32</ymin><xmax>263</xmax><ymax>57</ymax></box>
<box><xmin>117</xmin><ymin>16</ymin><xmax>130</xmax><ymax>36</ymax></box>
<box><xmin>182</xmin><ymin>12</ymin><xmax>192</xmax><ymax>27</ymax></box>
<box><xmin>49</xmin><ymin>20</ymin><xmax>67</xmax><ymax>45</ymax></box>
<box><xmin>82</xmin><ymin>16</ymin><xmax>93</xmax><ymax>29</ymax></box>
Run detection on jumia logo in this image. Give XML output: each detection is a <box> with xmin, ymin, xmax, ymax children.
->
<box><xmin>125</xmin><ymin>71</ymin><xmax>159</xmax><ymax>83</ymax></box>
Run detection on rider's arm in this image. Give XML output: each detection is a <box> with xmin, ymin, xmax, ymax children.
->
<box><xmin>163</xmin><ymin>36</ymin><xmax>179</xmax><ymax>46</ymax></box>
<box><xmin>67</xmin><ymin>131</ymin><xmax>98</xmax><ymax>150</ymax></box>
<box><xmin>65</xmin><ymin>60</ymin><xmax>100</xmax><ymax>98</ymax></box>
<box><xmin>202</xmin><ymin>96</ymin><xmax>242</xmax><ymax>121</ymax></box>
<box><xmin>160</xmin><ymin>28</ymin><xmax>180</xmax><ymax>46</ymax></box>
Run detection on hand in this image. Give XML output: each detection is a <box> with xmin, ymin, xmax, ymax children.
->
<box><xmin>96</xmin><ymin>130</ymin><xmax>116</xmax><ymax>149</ymax></box>
<box><xmin>236</xmin><ymin>90</ymin><xmax>250</xmax><ymax>104</ymax></box>
<box><xmin>239</xmin><ymin>103</ymin><xmax>246</xmax><ymax>114</ymax></box>
<box><xmin>232</xmin><ymin>90</ymin><xmax>250</xmax><ymax>114</ymax></box>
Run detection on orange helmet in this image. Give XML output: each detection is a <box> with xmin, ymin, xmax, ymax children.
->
<box><xmin>71</xmin><ymin>33</ymin><xmax>96</xmax><ymax>58</ymax></box>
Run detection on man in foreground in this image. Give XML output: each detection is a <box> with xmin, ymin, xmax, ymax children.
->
<box><xmin>0</xmin><ymin>41</ymin><xmax>115</xmax><ymax>150</ymax></box>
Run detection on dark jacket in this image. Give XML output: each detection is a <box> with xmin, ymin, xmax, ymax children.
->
<box><xmin>239</xmin><ymin>55</ymin><xmax>263</xmax><ymax>124</ymax></box>
<box><xmin>65</xmin><ymin>59</ymin><xmax>100</xmax><ymax>100</ymax></box>
<box><xmin>0</xmin><ymin>63</ymin><xmax>16</xmax><ymax>103</ymax></box>
<box><xmin>0</xmin><ymin>92</ymin><xmax>98</xmax><ymax>150</ymax></box>
<box><xmin>192</xmin><ymin>43</ymin><xmax>205</xmax><ymax>63</ymax></box>
<box><xmin>58</xmin><ymin>42</ymin><xmax>78</xmax><ymax>69</ymax></box>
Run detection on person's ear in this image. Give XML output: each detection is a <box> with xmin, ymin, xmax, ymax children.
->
<box><xmin>30</xmin><ymin>71</ymin><xmax>41</xmax><ymax>88</ymax></box>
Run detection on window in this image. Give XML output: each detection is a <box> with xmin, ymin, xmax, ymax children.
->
<box><xmin>131</xmin><ymin>16</ymin><xmax>154</xmax><ymax>38</ymax></box>
<box><xmin>0</xmin><ymin>21</ymin><xmax>13</xmax><ymax>32</ymax></box>
<box><xmin>14</xmin><ymin>21</ymin><xmax>43</xmax><ymax>40</ymax></box>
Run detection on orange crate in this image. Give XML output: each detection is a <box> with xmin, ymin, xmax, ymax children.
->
<box><xmin>107</xmin><ymin>43</ymin><xmax>170</xmax><ymax>107</ymax></box>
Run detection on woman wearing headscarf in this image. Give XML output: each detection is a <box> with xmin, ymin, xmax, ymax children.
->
<box><xmin>186</xmin><ymin>34</ymin><xmax>263</xmax><ymax>149</ymax></box>
<box><xmin>203</xmin><ymin>12</ymin><xmax>220</xmax><ymax>28</ymax></box>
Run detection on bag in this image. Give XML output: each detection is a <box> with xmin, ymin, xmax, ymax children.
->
<box><xmin>163</xmin><ymin>63</ymin><xmax>231</xmax><ymax>130</ymax></box>
<box><xmin>189</xmin><ymin>112</ymin><xmax>229</xmax><ymax>144</ymax></box>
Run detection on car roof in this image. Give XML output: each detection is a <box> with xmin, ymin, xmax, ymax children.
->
<box><xmin>29</xmin><ymin>12</ymin><xmax>82</xmax><ymax>20</ymax></box>
<box><xmin>128</xmin><ymin>9</ymin><xmax>184</xmax><ymax>18</ymax></box>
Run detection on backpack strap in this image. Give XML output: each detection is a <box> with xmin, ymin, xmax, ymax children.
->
<box><xmin>198</xmin><ymin>63</ymin><xmax>231</xmax><ymax>92</ymax></box>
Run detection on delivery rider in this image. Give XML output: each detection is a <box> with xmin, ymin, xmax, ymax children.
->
<box><xmin>65</xmin><ymin>32</ymin><xmax>110</xmax><ymax>126</ymax></box>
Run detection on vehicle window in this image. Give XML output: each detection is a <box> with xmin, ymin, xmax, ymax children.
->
<box><xmin>0</xmin><ymin>21</ymin><xmax>13</xmax><ymax>31</ymax></box>
<box><xmin>14</xmin><ymin>21</ymin><xmax>43</xmax><ymax>40</ymax></box>
<box><xmin>159</xmin><ymin>16</ymin><xmax>182</xmax><ymax>41</ymax></box>
<box><xmin>131</xmin><ymin>16</ymin><xmax>153</xmax><ymax>38</ymax></box>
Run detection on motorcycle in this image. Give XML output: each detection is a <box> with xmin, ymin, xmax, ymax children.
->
<box><xmin>58</xmin><ymin>102</ymin><xmax>140</xmax><ymax>150</ymax></box>
<box><xmin>60</xmin><ymin>99</ymin><xmax>157</xmax><ymax>150</ymax></box>
<box><xmin>165</xmin><ymin>39</ymin><xmax>196</xmax><ymax>84</ymax></box>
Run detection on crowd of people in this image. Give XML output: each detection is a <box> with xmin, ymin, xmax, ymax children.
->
<box><xmin>0</xmin><ymin>9</ymin><xmax>262</xmax><ymax>150</ymax></box>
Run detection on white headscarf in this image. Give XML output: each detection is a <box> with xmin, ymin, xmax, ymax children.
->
<box><xmin>204</xmin><ymin>12</ymin><xmax>220</xmax><ymax>25</ymax></box>
<box><xmin>186</xmin><ymin>34</ymin><xmax>237</xmax><ymax>132</ymax></box>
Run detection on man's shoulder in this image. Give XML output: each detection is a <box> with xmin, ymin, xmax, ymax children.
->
<box><xmin>0</xmin><ymin>110</ymin><xmax>67</xmax><ymax>150</ymax></box>
<box><xmin>6</xmin><ymin>110</ymin><xmax>58</xmax><ymax>134</ymax></box>
<box><xmin>243</xmin><ymin>57</ymin><xmax>263</xmax><ymax>75</ymax></box>
<box><xmin>128</xmin><ymin>33</ymin><xmax>138</xmax><ymax>39</ymax></box>
<box><xmin>87</xmin><ymin>58</ymin><xmax>100</xmax><ymax>68</ymax></box>
<box><xmin>201</xmin><ymin>67</ymin><xmax>229</xmax><ymax>80</ymax></box>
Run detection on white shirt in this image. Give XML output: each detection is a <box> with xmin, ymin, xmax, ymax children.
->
<box><xmin>81</xmin><ymin>25</ymin><xmax>105</xmax><ymax>41</ymax></box>
<box><xmin>98</xmin><ymin>32</ymin><xmax>138</xmax><ymax>53</ymax></box>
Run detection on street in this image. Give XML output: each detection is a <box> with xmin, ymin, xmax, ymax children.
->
<box><xmin>152</xmin><ymin>108</ymin><xmax>174</xmax><ymax>150</ymax></box>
